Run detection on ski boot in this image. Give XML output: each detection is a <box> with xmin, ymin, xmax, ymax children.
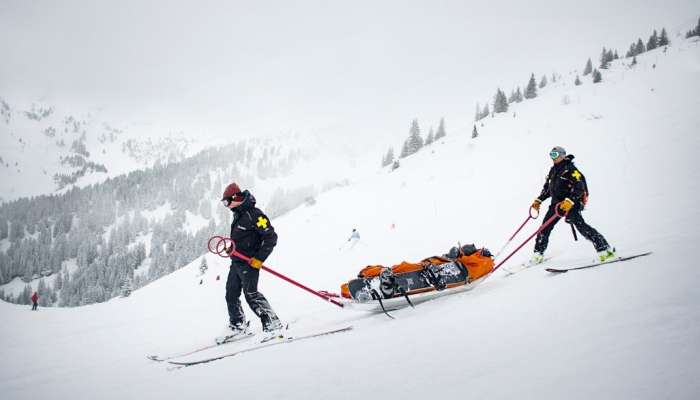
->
<box><xmin>529</xmin><ymin>252</ymin><xmax>545</xmax><ymax>265</ymax></box>
<box><xmin>215</xmin><ymin>321</ymin><xmax>252</xmax><ymax>345</ymax></box>
<box><xmin>260</xmin><ymin>314</ymin><xmax>285</xmax><ymax>343</ymax></box>
<box><xmin>598</xmin><ymin>247</ymin><xmax>617</xmax><ymax>263</ymax></box>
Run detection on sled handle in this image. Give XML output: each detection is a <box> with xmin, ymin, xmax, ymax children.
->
<box><xmin>529</xmin><ymin>206</ymin><xmax>540</xmax><ymax>219</ymax></box>
<box><xmin>206</xmin><ymin>236</ymin><xmax>345</xmax><ymax>308</ymax></box>
<box><xmin>207</xmin><ymin>236</ymin><xmax>234</xmax><ymax>258</ymax></box>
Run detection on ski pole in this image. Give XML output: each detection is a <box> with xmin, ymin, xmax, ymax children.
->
<box><xmin>492</xmin><ymin>202</ymin><xmax>568</xmax><ymax>273</ymax></box>
<box><xmin>494</xmin><ymin>206</ymin><xmax>539</xmax><ymax>259</ymax></box>
<box><xmin>569</xmin><ymin>223</ymin><xmax>578</xmax><ymax>241</ymax></box>
<box><xmin>207</xmin><ymin>236</ymin><xmax>345</xmax><ymax>308</ymax></box>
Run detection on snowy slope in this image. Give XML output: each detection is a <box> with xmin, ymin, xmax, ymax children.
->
<box><xmin>0</xmin><ymin>99</ymin><xmax>206</xmax><ymax>202</ymax></box>
<box><xmin>1</xmin><ymin>39</ymin><xmax>699</xmax><ymax>400</ymax></box>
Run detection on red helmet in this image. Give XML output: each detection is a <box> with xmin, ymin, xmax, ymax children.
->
<box><xmin>222</xmin><ymin>182</ymin><xmax>243</xmax><ymax>200</ymax></box>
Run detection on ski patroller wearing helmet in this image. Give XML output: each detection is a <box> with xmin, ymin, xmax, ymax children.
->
<box><xmin>549</xmin><ymin>146</ymin><xmax>566</xmax><ymax>160</ymax></box>
<box><xmin>221</xmin><ymin>182</ymin><xmax>244</xmax><ymax>203</ymax></box>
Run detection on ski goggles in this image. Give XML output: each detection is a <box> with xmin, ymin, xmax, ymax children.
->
<box><xmin>222</xmin><ymin>193</ymin><xmax>245</xmax><ymax>207</ymax></box>
<box><xmin>549</xmin><ymin>150</ymin><xmax>561</xmax><ymax>159</ymax></box>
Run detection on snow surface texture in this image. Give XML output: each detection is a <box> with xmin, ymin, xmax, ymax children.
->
<box><xmin>2</xmin><ymin>40</ymin><xmax>700</xmax><ymax>399</ymax></box>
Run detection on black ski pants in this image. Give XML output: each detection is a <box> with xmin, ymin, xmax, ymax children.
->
<box><xmin>534</xmin><ymin>202</ymin><xmax>609</xmax><ymax>254</ymax></box>
<box><xmin>225</xmin><ymin>259</ymin><xmax>277</xmax><ymax>326</ymax></box>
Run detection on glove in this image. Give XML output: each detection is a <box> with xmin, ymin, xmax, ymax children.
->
<box><xmin>531</xmin><ymin>199</ymin><xmax>542</xmax><ymax>212</ymax></box>
<box><xmin>249</xmin><ymin>257</ymin><xmax>263</xmax><ymax>269</ymax></box>
<box><xmin>224</xmin><ymin>245</ymin><xmax>233</xmax><ymax>255</ymax></box>
<box><xmin>560</xmin><ymin>198</ymin><xmax>575</xmax><ymax>212</ymax></box>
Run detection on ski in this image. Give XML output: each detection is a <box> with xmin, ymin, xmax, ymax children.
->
<box><xmin>147</xmin><ymin>331</ymin><xmax>255</xmax><ymax>362</ymax></box>
<box><xmin>167</xmin><ymin>326</ymin><xmax>353</xmax><ymax>368</ymax></box>
<box><xmin>545</xmin><ymin>252</ymin><xmax>652</xmax><ymax>273</ymax></box>
<box><xmin>503</xmin><ymin>257</ymin><xmax>552</xmax><ymax>276</ymax></box>
<box><xmin>148</xmin><ymin>317</ymin><xmax>302</xmax><ymax>362</ymax></box>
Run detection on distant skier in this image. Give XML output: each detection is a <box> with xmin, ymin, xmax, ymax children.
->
<box><xmin>218</xmin><ymin>182</ymin><xmax>282</xmax><ymax>343</ymax></box>
<box><xmin>530</xmin><ymin>146</ymin><xmax>615</xmax><ymax>264</ymax></box>
<box><xmin>347</xmin><ymin>228</ymin><xmax>360</xmax><ymax>242</ymax></box>
<box><xmin>31</xmin><ymin>291</ymin><xmax>39</xmax><ymax>311</ymax></box>
<box><xmin>340</xmin><ymin>228</ymin><xmax>361</xmax><ymax>250</ymax></box>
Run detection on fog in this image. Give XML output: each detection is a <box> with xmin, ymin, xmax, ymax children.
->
<box><xmin>1</xmin><ymin>0</ymin><xmax>696</xmax><ymax>143</ymax></box>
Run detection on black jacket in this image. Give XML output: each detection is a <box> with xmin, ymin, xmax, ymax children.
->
<box><xmin>229</xmin><ymin>191</ymin><xmax>278</xmax><ymax>262</ymax></box>
<box><xmin>537</xmin><ymin>155</ymin><xmax>588</xmax><ymax>203</ymax></box>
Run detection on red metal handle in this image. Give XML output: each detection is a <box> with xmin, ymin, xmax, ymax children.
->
<box><xmin>207</xmin><ymin>236</ymin><xmax>235</xmax><ymax>258</ymax></box>
<box><xmin>529</xmin><ymin>205</ymin><xmax>540</xmax><ymax>219</ymax></box>
<box><xmin>206</xmin><ymin>236</ymin><xmax>345</xmax><ymax>308</ymax></box>
<box><xmin>493</xmin><ymin>202</ymin><xmax>567</xmax><ymax>272</ymax></box>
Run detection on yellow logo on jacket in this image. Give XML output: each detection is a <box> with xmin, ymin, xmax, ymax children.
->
<box><xmin>256</xmin><ymin>216</ymin><xmax>268</xmax><ymax>229</ymax></box>
<box><xmin>572</xmin><ymin>170</ymin><xmax>582</xmax><ymax>181</ymax></box>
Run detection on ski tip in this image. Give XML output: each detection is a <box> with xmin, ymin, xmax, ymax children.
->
<box><xmin>545</xmin><ymin>268</ymin><xmax>567</xmax><ymax>273</ymax></box>
<box><xmin>147</xmin><ymin>355</ymin><xmax>163</xmax><ymax>362</ymax></box>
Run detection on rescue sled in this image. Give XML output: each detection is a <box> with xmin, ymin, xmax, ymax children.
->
<box><xmin>337</xmin><ymin>244</ymin><xmax>494</xmax><ymax>317</ymax></box>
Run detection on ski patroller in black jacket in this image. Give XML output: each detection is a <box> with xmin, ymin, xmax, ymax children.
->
<box><xmin>537</xmin><ymin>154</ymin><xmax>589</xmax><ymax>204</ymax></box>
<box><xmin>228</xmin><ymin>191</ymin><xmax>278</xmax><ymax>262</ymax></box>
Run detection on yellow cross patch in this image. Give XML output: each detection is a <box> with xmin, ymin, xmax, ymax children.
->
<box><xmin>572</xmin><ymin>170</ymin><xmax>582</xmax><ymax>181</ymax></box>
<box><xmin>256</xmin><ymin>216</ymin><xmax>269</xmax><ymax>229</ymax></box>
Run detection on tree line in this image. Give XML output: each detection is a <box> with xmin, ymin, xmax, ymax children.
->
<box><xmin>0</xmin><ymin>140</ymin><xmax>303</xmax><ymax>307</ymax></box>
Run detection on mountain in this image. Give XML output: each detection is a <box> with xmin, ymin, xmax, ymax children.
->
<box><xmin>1</xmin><ymin>31</ymin><xmax>698</xmax><ymax>400</ymax></box>
<box><xmin>0</xmin><ymin>126</ymin><xmax>365</xmax><ymax>306</ymax></box>
<box><xmin>0</xmin><ymin>99</ymin><xmax>206</xmax><ymax>202</ymax></box>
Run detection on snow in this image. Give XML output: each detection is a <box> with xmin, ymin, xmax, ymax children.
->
<box><xmin>1</xmin><ymin>39</ymin><xmax>700</xmax><ymax>400</ymax></box>
<box><xmin>0</xmin><ymin>103</ymin><xmax>205</xmax><ymax>203</ymax></box>
<box><xmin>184</xmin><ymin>211</ymin><xmax>209</xmax><ymax>235</ymax></box>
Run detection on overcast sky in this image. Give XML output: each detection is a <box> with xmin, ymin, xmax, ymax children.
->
<box><xmin>1</xmin><ymin>0</ymin><xmax>697</xmax><ymax>142</ymax></box>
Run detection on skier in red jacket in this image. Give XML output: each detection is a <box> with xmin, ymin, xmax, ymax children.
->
<box><xmin>31</xmin><ymin>292</ymin><xmax>39</xmax><ymax>311</ymax></box>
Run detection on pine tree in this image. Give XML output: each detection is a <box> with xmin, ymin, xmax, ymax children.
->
<box><xmin>481</xmin><ymin>103</ymin><xmax>490</xmax><ymax>119</ymax></box>
<box><xmin>631</xmin><ymin>56</ymin><xmax>637</xmax><ymax>66</ymax></box>
<box><xmin>575</xmin><ymin>75</ymin><xmax>582</xmax><ymax>86</ymax></box>
<box><xmin>658</xmin><ymin>28</ymin><xmax>669</xmax><ymax>46</ymax></box>
<box><xmin>382</xmin><ymin>147</ymin><xmax>395</xmax><ymax>167</ymax></box>
<box><xmin>474</xmin><ymin>103</ymin><xmax>484</xmax><ymax>122</ymax></box>
<box><xmin>199</xmin><ymin>256</ymin><xmax>208</xmax><ymax>275</ymax></box>
<box><xmin>400</xmin><ymin>140</ymin><xmax>410</xmax><ymax>158</ymax></box>
<box><xmin>514</xmin><ymin>87</ymin><xmax>523</xmax><ymax>103</ymax></box>
<box><xmin>37</xmin><ymin>278</ymin><xmax>47</xmax><ymax>306</ymax></box>
<box><xmin>600</xmin><ymin>47</ymin><xmax>610</xmax><ymax>69</ymax></box>
<box><xmin>508</xmin><ymin>89</ymin><xmax>516</xmax><ymax>104</ymax></box>
<box><xmin>647</xmin><ymin>30</ymin><xmax>658</xmax><ymax>51</ymax></box>
<box><xmin>120</xmin><ymin>277</ymin><xmax>133</xmax><ymax>297</ymax></box>
<box><xmin>54</xmin><ymin>270</ymin><xmax>63</xmax><ymax>290</ymax></box>
<box><xmin>435</xmin><ymin>118</ymin><xmax>446</xmax><ymax>140</ymax></box>
<box><xmin>583</xmin><ymin>58</ymin><xmax>593</xmax><ymax>75</ymax></box>
<box><xmin>592</xmin><ymin>69</ymin><xmax>602</xmax><ymax>83</ymax></box>
<box><xmin>425</xmin><ymin>128</ymin><xmax>435</xmax><ymax>145</ymax></box>
<box><xmin>472</xmin><ymin>125</ymin><xmax>478</xmax><ymax>139</ymax></box>
<box><xmin>493</xmin><ymin>88</ymin><xmax>508</xmax><ymax>113</ymax></box>
<box><xmin>613</xmin><ymin>50</ymin><xmax>619</xmax><ymax>59</ymax></box>
<box><xmin>402</xmin><ymin>119</ymin><xmax>423</xmax><ymax>157</ymax></box>
<box><xmin>524</xmin><ymin>73</ymin><xmax>537</xmax><ymax>99</ymax></box>
<box><xmin>538</xmin><ymin>75</ymin><xmax>548</xmax><ymax>89</ymax></box>
<box><xmin>635</xmin><ymin>38</ymin><xmax>646</xmax><ymax>55</ymax></box>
